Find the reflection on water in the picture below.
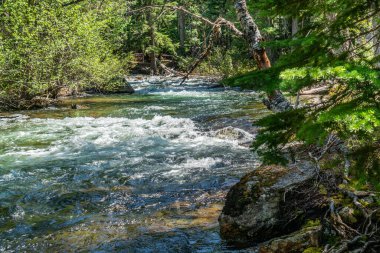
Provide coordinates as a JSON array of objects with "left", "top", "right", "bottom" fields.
[{"left": 0, "top": 77, "right": 268, "bottom": 252}]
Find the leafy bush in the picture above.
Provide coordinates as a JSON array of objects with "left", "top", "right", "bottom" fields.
[{"left": 0, "top": 0, "right": 128, "bottom": 110}]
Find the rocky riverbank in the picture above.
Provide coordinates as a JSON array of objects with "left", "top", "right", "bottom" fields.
[{"left": 219, "top": 159, "right": 380, "bottom": 252}]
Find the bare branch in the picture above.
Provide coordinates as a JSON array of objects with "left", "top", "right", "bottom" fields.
[
  {"left": 180, "top": 25, "right": 219, "bottom": 85},
  {"left": 216, "top": 17, "right": 243, "bottom": 37},
  {"left": 126, "top": 4, "right": 244, "bottom": 82},
  {"left": 126, "top": 5, "right": 243, "bottom": 37}
]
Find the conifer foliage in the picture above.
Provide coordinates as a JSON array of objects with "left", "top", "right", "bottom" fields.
[{"left": 227, "top": 0, "right": 380, "bottom": 186}]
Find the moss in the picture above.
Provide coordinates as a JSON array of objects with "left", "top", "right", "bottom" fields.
[
  {"left": 303, "top": 247, "right": 322, "bottom": 253},
  {"left": 244, "top": 181, "right": 260, "bottom": 202},
  {"left": 376, "top": 196, "right": 380, "bottom": 206},
  {"left": 0, "top": 220, "right": 16, "bottom": 233},
  {"left": 352, "top": 208, "right": 363, "bottom": 218},
  {"left": 236, "top": 165, "right": 291, "bottom": 204},
  {"left": 325, "top": 233, "right": 339, "bottom": 246},
  {"left": 303, "top": 219, "right": 321, "bottom": 228},
  {"left": 255, "top": 165, "right": 290, "bottom": 188},
  {"left": 318, "top": 185, "right": 328, "bottom": 195},
  {"left": 347, "top": 178, "right": 370, "bottom": 192},
  {"left": 347, "top": 214, "right": 358, "bottom": 224},
  {"left": 359, "top": 199, "right": 370, "bottom": 207},
  {"left": 319, "top": 154, "right": 344, "bottom": 174},
  {"left": 0, "top": 206, "right": 9, "bottom": 217},
  {"left": 331, "top": 193, "right": 353, "bottom": 208}
]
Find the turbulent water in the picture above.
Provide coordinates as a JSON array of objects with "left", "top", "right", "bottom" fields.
[{"left": 0, "top": 77, "right": 268, "bottom": 252}]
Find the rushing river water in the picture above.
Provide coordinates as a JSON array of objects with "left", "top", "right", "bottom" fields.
[{"left": 0, "top": 77, "right": 268, "bottom": 252}]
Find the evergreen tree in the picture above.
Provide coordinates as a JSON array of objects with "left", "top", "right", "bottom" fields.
[{"left": 226, "top": 0, "right": 380, "bottom": 186}]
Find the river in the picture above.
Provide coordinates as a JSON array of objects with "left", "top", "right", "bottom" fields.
[{"left": 0, "top": 77, "right": 268, "bottom": 252}]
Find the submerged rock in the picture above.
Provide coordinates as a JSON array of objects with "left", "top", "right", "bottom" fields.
[
  {"left": 213, "top": 126, "right": 253, "bottom": 145},
  {"left": 219, "top": 161, "right": 326, "bottom": 246}
]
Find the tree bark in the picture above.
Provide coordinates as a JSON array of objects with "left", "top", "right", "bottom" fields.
[
  {"left": 292, "top": 17, "right": 299, "bottom": 37},
  {"left": 147, "top": 6, "right": 158, "bottom": 74},
  {"left": 178, "top": 9, "right": 186, "bottom": 54},
  {"left": 234, "top": 0, "right": 292, "bottom": 112},
  {"left": 234, "top": 0, "right": 271, "bottom": 69}
]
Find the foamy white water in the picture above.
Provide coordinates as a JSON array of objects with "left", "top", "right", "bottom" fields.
[{"left": 0, "top": 77, "right": 267, "bottom": 252}]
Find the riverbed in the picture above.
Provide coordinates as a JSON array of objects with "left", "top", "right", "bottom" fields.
[{"left": 0, "top": 77, "right": 268, "bottom": 252}]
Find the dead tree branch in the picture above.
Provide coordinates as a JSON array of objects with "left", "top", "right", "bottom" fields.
[{"left": 126, "top": 5, "right": 243, "bottom": 37}]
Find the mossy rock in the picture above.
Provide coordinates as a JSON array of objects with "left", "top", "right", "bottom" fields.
[
  {"left": 258, "top": 225, "right": 322, "bottom": 253},
  {"left": 303, "top": 247, "right": 322, "bottom": 253},
  {"left": 219, "top": 161, "right": 327, "bottom": 246}
]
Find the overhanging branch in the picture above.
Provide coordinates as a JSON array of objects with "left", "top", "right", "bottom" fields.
[{"left": 126, "top": 5, "right": 243, "bottom": 37}]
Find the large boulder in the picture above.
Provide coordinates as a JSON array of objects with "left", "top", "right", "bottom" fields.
[{"left": 219, "top": 161, "right": 327, "bottom": 246}]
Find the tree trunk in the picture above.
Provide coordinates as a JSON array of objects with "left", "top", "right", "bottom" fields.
[
  {"left": 292, "top": 17, "right": 298, "bottom": 37},
  {"left": 178, "top": 9, "right": 186, "bottom": 54},
  {"left": 147, "top": 7, "right": 158, "bottom": 74},
  {"left": 234, "top": 0, "right": 270, "bottom": 69},
  {"left": 234, "top": 0, "right": 292, "bottom": 112}
]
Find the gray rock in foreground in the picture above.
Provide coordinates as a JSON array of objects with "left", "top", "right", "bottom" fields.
[{"left": 219, "top": 161, "right": 326, "bottom": 246}]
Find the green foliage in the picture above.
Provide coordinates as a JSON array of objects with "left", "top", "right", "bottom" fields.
[
  {"left": 123, "top": 0, "right": 256, "bottom": 75},
  {"left": 226, "top": 0, "right": 380, "bottom": 185},
  {"left": 123, "top": 0, "right": 179, "bottom": 56},
  {"left": 187, "top": 48, "right": 255, "bottom": 78},
  {"left": 350, "top": 144, "right": 380, "bottom": 191},
  {"left": 223, "top": 67, "right": 282, "bottom": 91},
  {"left": 0, "top": 0, "right": 128, "bottom": 110},
  {"left": 303, "top": 247, "right": 322, "bottom": 253},
  {"left": 303, "top": 219, "right": 321, "bottom": 228}
]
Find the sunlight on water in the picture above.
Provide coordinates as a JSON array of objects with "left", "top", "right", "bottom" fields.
[{"left": 0, "top": 77, "right": 267, "bottom": 252}]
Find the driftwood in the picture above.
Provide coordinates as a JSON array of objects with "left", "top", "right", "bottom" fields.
[
  {"left": 300, "top": 86, "right": 329, "bottom": 95},
  {"left": 157, "top": 59, "right": 185, "bottom": 77}
]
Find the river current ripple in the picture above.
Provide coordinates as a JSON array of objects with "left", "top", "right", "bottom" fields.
[{"left": 0, "top": 76, "right": 268, "bottom": 252}]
